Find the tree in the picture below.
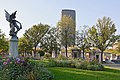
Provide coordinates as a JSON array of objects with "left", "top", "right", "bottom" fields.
[
  {"left": 114, "top": 40, "right": 120, "bottom": 54},
  {"left": 88, "top": 16, "right": 120, "bottom": 62},
  {"left": 41, "top": 27, "right": 60, "bottom": 57},
  {"left": 0, "top": 29, "right": 9, "bottom": 54},
  {"left": 18, "top": 37, "right": 33, "bottom": 57},
  {"left": 76, "top": 25, "right": 90, "bottom": 59},
  {"left": 57, "top": 15, "right": 75, "bottom": 57},
  {"left": 24, "top": 23, "right": 49, "bottom": 57}
]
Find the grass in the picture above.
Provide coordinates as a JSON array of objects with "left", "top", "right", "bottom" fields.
[{"left": 48, "top": 67, "right": 120, "bottom": 80}]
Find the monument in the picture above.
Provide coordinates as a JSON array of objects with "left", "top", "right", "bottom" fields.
[{"left": 5, "top": 10, "right": 22, "bottom": 58}]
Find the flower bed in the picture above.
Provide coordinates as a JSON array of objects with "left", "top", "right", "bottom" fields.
[{"left": 0, "top": 57, "right": 54, "bottom": 80}]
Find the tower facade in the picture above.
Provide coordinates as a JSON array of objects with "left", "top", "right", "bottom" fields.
[
  {"left": 61, "top": 9, "right": 76, "bottom": 46},
  {"left": 62, "top": 9, "right": 76, "bottom": 23}
]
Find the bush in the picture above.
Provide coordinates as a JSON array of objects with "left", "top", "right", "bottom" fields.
[
  {"left": 47, "top": 59, "right": 75, "bottom": 68},
  {"left": 44, "top": 54, "right": 51, "bottom": 59},
  {"left": 87, "top": 60, "right": 104, "bottom": 71},
  {"left": 70, "top": 60, "right": 76, "bottom": 68},
  {"left": 0, "top": 57, "right": 54, "bottom": 80},
  {"left": 31, "top": 62, "right": 54, "bottom": 80},
  {"left": 38, "top": 50, "right": 45, "bottom": 56},
  {"left": 75, "top": 62, "right": 81, "bottom": 69},
  {"left": 57, "top": 54, "right": 67, "bottom": 60},
  {"left": 90, "top": 60, "right": 99, "bottom": 65},
  {"left": 75, "top": 60, "right": 89, "bottom": 70},
  {"left": 48, "top": 59, "right": 57, "bottom": 67},
  {"left": 87, "top": 64, "right": 104, "bottom": 71},
  {"left": 45, "top": 58, "right": 104, "bottom": 71}
]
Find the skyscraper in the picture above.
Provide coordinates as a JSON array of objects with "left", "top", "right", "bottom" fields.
[
  {"left": 62, "top": 9, "right": 76, "bottom": 24},
  {"left": 61, "top": 9, "right": 76, "bottom": 46}
]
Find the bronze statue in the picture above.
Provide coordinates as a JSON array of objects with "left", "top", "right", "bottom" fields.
[{"left": 5, "top": 10, "right": 22, "bottom": 36}]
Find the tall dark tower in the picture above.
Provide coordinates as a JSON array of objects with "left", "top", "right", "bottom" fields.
[{"left": 61, "top": 9, "right": 76, "bottom": 46}]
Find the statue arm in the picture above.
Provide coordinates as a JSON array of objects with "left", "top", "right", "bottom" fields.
[{"left": 15, "top": 20, "right": 22, "bottom": 29}]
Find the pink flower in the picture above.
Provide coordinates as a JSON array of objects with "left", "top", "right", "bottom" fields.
[
  {"left": 3, "top": 62, "right": 7, "bottom": 65},
  {"left": 7, "top": 59, "right": 10, "bottom": 62}
]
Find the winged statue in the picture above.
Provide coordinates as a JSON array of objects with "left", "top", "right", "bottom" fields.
[{"left": 4, "top": 10, "right": 22, "bottom": 37}]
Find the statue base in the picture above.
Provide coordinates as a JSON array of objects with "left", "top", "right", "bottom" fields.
[{"left": 9, "top": 36, "right": 18, "bottom": 58}]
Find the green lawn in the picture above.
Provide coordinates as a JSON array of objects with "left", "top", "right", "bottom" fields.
[{"left": 48, "top": 67, "right": 120, "bottom": 80}]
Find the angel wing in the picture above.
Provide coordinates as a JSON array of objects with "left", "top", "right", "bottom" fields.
[{"left": 4, "top": 9, "right": 10, "bottom": 22}]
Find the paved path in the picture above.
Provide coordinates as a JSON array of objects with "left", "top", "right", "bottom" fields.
[{"left": 103, "top": 64, "right": 120, "bottom": 70}]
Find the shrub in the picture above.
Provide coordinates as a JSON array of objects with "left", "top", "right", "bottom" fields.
[
  {"left": 57, "top": 54, "right": 67, "bottom": 60},
  {"left": 87, "top": 64, "right": 104, "bottom": 71},
  {"left": 30, "top": 62, "right": 54, "bottom": 80},
  {"left": 44, "top": 53, "right": 51, "bottom": 59},
  {"left": 87, "top": 60, "right": 104, "bottom": 71},
  {"left": 75, "top": 60, "right": 89, "bottom": 69},
  {"left": 75, "top": 62, "right": 81, "bottom": 69},
  {"left": 70, "top": 60, "right": 76, "bottom": 68},
  {"left": 48, "top": 59, "right": 57, "bottom": 67},
  {"left": 39, "top": 50, "right": 45, "bottom": 56},
  {"left": 55, "top": 60, "right": 73, "bottom": 67},
  {"left": 0, "top": 57, "right": 54, "bottom": 80},
  {"left": 90, "top": 60, "right": 99, "bottom": 65}
]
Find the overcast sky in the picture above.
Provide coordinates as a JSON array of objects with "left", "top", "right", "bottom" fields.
[{"left": 0, "top": 0, "right": 120, "bottom": 38}]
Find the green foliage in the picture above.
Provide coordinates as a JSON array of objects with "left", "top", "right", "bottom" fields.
[
  {"left": 58, "top": 15, "right": 75, "bottom": 57},
  {"left": 90, "top": 59, "right": 99, "bottom": 65},
  {"left": 75, "top": 60, "right": 89, "bottom": 69},
  {"left": 88, "top": 16, "right": 120, "bottom": 61},
  {"left": 24, "top": 23, "right": 50, "bottom": 57},
  {"left": 46, "top": 59, "right": 104, "bottom": 71},
  {"left": 30, "top": 62, "right": 54, "bottom": 80},
  {"left": 48, "top": 58, "right": 57, "bottom": 67},
  {"left": 114, "top": 40, "right": 120, "bottom": 54},
  {"left": 41, "top": 27, "right": 60, "bottom": 55},
  {"left": 56, "top": 60, "right": 72, "bottom": 67},
  {"left": 38, "top": 50, "right": 45, "bottom": 56},
  {"left": 0, "top": 29, "right": 9, "bottom": 53},
  {"left": 44, "top": 54, "right": 52, "bottom": 59},
  {"left": 76, "top": 26, "right": 90, "bottom": 59},
  {"left": 87, "top": 64, "right": 104, "bottom": 71},
  {"left": 57, "top": 54, "right": 67, "bottom": 60},
  {"left": 0, "top": 57, "right": 54, "bottom": 80},
  {"left": 18, "top": 37, "right": 33, "bottom": 56}
]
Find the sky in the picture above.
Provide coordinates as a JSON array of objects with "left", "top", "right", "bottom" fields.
[{"left": 0, "top": 0, "right": 120, "bottom": 38}]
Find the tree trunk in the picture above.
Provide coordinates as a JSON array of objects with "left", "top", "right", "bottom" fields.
[
  {"left": 65, "top": 30, "right": 68, "bottom": 57},
  {"left": 83, "top": 49, "right": 85, "bottom": 59},
  {"left": 34, "top": 46, "right": 37, "bottom": 58},
  {"left": 65, "top": 43, "right": 68, "bottom": 57},
  {"left": 101, "top": 50, "right": 103, "bottom": 63}
]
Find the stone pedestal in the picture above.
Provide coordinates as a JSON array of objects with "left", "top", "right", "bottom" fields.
[{"left": 9, "top": 36, "right": 18, "bottom": 58}]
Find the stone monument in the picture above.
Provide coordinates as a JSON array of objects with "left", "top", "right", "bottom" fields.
[{"left": 5, "top": 10, "right": 22, "bottom": 58}]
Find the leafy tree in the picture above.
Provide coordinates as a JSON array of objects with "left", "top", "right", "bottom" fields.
[
  {"left": 0, "top": 29, "right": 9, "bottom": 54},
  {"left": 18, "top": 37, "right": 33, "bottom": 57},
  {"left": 41, "top": 27, "right": 60, "bottom": 57},
  {"left": 24, "top": 23, "right": 49, "bottom": 57},
  {"left": 57, "top": 15, "right": 75, "bottom": 57},
  {"left": 114, "top": 40, "right": 120, "bottom": 54},
  {"left": 76, "top": 25, "right": 90, "bottom": 59},
  {"left": 88, "top": 16, "right": 120, "bottom": 62}
]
